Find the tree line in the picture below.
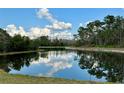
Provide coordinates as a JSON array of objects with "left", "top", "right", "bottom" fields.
[
  {"left": 74, "top": 15, "right": 124, "bottom": 47},
  {"left": 0, "top": 28, "right": 73, "bottom": 52},
  {"left": 1, "top": 14, "right": 124, "bottom": 52}
]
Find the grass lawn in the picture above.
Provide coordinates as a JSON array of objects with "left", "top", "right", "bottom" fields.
[{"left": 0, "top": 70, "right": 109, "bottom": 84}]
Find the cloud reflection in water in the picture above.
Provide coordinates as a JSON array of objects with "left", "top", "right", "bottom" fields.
[{"left": 10, "top": 51, "right": 78, "bottom": 77}]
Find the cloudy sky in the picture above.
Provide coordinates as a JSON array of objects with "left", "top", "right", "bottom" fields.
[{"left": 0, "top": 8, "right": 124, "bottom": 39}]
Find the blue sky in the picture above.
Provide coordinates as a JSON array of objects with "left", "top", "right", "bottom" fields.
[{"left": 0, "top": 8, "right": 124, "bottom": 39}]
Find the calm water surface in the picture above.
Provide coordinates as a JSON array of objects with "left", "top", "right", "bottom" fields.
[{"left": 0, "top": 50, "right": 124, "bottom": 83}]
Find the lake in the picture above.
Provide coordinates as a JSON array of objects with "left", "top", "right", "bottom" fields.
[{"left": 0, "top": 49, "right": 124, "bottom": 83}]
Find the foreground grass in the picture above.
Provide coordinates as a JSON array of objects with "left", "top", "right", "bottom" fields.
[{"left": 0, "top": 70, "right": 109, "bottom": 84}]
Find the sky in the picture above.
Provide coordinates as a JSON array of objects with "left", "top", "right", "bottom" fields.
[{"left": 0, "top": 8, "right": 124, "bottom": 39}]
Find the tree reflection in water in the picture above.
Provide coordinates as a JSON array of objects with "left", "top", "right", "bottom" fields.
[
  {"left": 78, "top": 51, "right": 124, "bottom": 83},
  {"left": 0, "top": 50, "right": 74, "bottom": 77},
  {"left": 0, "top": 52, "right": 39, "bottom": 72},
  {"left": 1, "top": 50, "right": 124, "bottom": 83}
]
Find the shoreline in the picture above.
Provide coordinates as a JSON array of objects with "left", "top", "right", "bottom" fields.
[
  {"left": 0, "top": 50, "right": 43, "bottom": 56},
  {"left": 66, "top": 47, "right": 124, "bottom": 54},
  {"left": 0, "top": 70, "right": 108, "bottom": 84},
  {"left": 1, "top": 47, "right": 124, "bottom": 55}
]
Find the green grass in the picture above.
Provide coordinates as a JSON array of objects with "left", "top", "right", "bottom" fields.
[{"left": 0, "top": 70, "right": 110, "bottom": 84}]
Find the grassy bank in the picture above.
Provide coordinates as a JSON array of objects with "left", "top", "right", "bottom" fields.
[
  {"left": 0, "top": 70, "right": 108, "bottom": 84},
  {"left": 66, "top": 47, "right": 124, "bottom": 54}
]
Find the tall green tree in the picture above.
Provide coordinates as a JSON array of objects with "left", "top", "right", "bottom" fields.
[
  {"left": 75, "top": 15, "right": 124, "bottom": 47},
  {"left": 0, "top": 28, "right": 11, "bottom": 52}
]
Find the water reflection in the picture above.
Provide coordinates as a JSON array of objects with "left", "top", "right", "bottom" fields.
[
  {"left": 9, "top": 51, "right": 78, "bottom": 78},
  {"left": 0, "top": 52, "right": 39, "bottom": 72},
  {"left": 0, "top": 50, "right": 124, "bottom": 83},
  {"left": 36, "top": 51, "right": 76, "bottom": 76},
  {"left": 78, "top": 51, "right": 124, "bottom": 83}
]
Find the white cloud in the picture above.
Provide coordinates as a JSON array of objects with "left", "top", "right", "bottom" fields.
[
  {"left": 28, "top": 27, "right": 51, "bottom": 39},
  {"left": 18, "top": 26, "right": 27, "bottom": 36},
  {"left": 5, "top": 24, "right": 74, "bottom": 40},
  {"left": 37, "top": 8, "right": 57, "bottom": 23},
  {"left": 37, "top": 8, "right": 72, "bottom": 31},
  {"left": 5, "top": 24, "right": 17, "bottom": 36},
  {"left": 5, "top": 24, "right": 51, "bottom": 39},
  {"left": 5, "top": 24, "right": 73, "bottom": 40},
  {"left": 5, "top": 24, "right": 27, "bottom": 37},
  {"left": 50, "top": 31, "right": 73, "bottom": 40},
  {"left": 5, "top": 8, "right": 73, "bottom": 40},
  {"left": 46, "top": 22, "right": 72, "bottom": 30}
]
